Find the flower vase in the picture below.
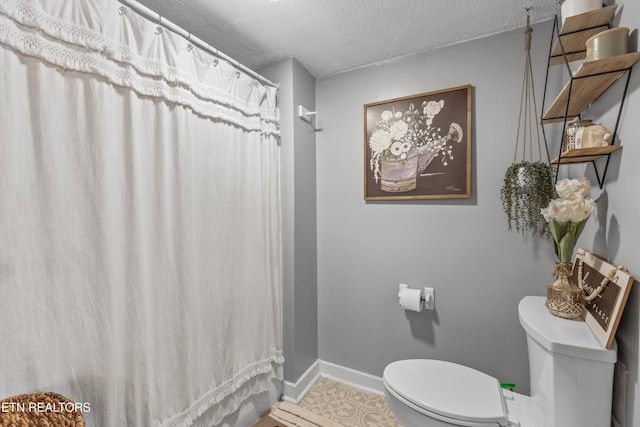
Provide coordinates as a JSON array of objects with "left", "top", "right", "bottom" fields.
[
  {"left": 380, "top": 152, "right": 418, "bottom": 192},
  {"left": 544, "top": 263, "right": 584, "bottom": 319}
]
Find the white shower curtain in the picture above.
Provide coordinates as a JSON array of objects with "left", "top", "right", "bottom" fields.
[{"left": 0, "top": 1, "right": 282, "bottom": 426}]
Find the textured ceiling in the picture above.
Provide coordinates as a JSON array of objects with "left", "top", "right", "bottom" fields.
[{"left": 134, "top": 0, "right": 561, "bottom": 78}]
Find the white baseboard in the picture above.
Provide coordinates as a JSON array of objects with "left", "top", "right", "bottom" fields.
[
  {"left": 282, "top": 360, "right": 320, "bottom": 404},
  {"left": 282, "top": 359, "right": 384, "bottom": 403},
  {"left": 318, "top": 360, "right": 385, "bottom": 396}
]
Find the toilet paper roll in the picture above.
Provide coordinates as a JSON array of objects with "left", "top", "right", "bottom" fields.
[{"left": 399, "top": 288, "right": 423, "bottom": 312}]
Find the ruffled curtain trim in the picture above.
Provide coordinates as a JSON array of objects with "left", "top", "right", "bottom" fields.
[
  {"left": 0, "top": 0, "right": 280, "bottom": 135},
  {"left": 163, "top": 352, "right": 285, "bottom": 427}
]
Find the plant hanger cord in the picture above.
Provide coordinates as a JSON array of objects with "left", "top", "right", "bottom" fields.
[
  {"left": 514, "top": 12, "right": 546, "bottom": 165},
  {"left": 500, "top": 10, "right": 555, "bottom": 238}
]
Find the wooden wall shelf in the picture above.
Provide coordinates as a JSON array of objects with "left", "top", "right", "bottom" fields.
[
  {"left": 540, "top": 5, "right": 636, "bottom": 187},
  {"left": 543, "top": 52, "right": 640, "bottom": 123},
  {"left": 549, "top": 4, "right": 617, "bottom": 65},
  {"left": 549, "top": 145, "right": 622, "bottom": 165}
]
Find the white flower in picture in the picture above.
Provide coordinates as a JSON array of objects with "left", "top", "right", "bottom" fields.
[{"left": 367, "top": 98, "right": 463, "bottom": 184}]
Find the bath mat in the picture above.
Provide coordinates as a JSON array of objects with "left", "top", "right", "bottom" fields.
[
  {"left": 252, "top": 401, "right": 345, "bottom": 427},
  {"left": 298, "top": 377, "right": 402, "bottom": 427}
]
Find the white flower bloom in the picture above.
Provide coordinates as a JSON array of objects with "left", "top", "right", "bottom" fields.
[
  {"left": 555, "top": 177, "right": 590, "bottom": 200},
  {"left": 390, "top": 141, "right": 404, "bottom": 156},
  {"left": 381, "top": 110, "right": 394, "bottom": 121},
  {"left": 388, "top": 120, "right": 409, "bottom": 140},
  {"left": 542, "top": 177, "right": 597, "bottom": 263},
  {"left": 541, "top": 178, "right": 596, "bottom": 223},
  {"left": 369, "top": 129, "right": 392, "bottom": 154},
  {"left": 369, "top": 97, "right": 458, "bottom": 181},
  {"left": 544, "top": 199, "right": 575, "bottom": 223},
  {"left": 540, "top": 207, "right": 551, "bottom": 223},
  {"left": 424, "top": 100, "right": 445, "bottom": 118},
  {"left": 569, "top": 198, "right": 596, "bottom": 222}
]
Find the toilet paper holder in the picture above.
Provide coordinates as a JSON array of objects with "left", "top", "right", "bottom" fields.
[{"left": 399, "top": 284, "right": 435, "bottom": 310}]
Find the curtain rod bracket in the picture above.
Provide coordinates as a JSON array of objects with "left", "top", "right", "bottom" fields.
[{"left": 298, "top": 105, "right": 318, "bottom": 131}]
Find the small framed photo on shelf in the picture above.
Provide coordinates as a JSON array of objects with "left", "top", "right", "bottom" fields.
[
  {"left": 572, "top": 248, "right": 634, "bottom": 348},
  {"left": 364, "top": 85, "right": 471, "bottom": 201}
]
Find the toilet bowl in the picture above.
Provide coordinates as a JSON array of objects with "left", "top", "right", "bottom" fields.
[
  {"left": 383, "top": 296, "right": 617, "bottom": 426},
  {"left": 384, "top": 359, "right": 538, "bottom": 426}
]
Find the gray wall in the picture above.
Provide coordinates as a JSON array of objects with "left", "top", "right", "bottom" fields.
[
  {"left": 260, "top": 58, "right": 318, "bottom": 383},
  {"left": 315, "top": 4, "right": 640, "bottom": 424},
  {"left": 315, "top": 20, "right": 557, "bottom": 395},
  {"left": 262, "top": 2, "right": 640, "bottom": 423},
  {"left": 584, "top": 1, "right": 640, "bottom": 425}
]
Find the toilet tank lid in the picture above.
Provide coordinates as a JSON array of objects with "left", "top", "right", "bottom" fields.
[{"left": 518, "top": 296, "right": 617, "bottom": 363}]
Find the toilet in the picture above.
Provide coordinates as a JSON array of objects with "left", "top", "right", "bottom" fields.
[{"left": 383, "top": 296, "right": 617, "bottom": 426}]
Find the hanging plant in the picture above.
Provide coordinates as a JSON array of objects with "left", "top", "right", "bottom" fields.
[
  {"left": 500, "top": 13, "right": 553, "bottom": 238},
  {"left": 501, "top": 161, "right": 554, "bottom": 237}
]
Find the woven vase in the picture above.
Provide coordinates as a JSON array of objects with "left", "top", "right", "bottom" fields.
[{"left": 545, "top": 263, "right": 584, "bottom": 319}]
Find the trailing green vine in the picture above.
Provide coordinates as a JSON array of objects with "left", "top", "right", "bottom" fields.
[{"left": 501, "top": 161, "right": 554, "bottom": 238}]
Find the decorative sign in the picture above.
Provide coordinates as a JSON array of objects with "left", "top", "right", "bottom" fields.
[{"left": 572, "top": 248, "right": 634, "bottom": 348}]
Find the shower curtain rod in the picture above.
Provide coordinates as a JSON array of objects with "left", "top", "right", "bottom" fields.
[{"left": 117, "top": 0, "right": 278, "bottom": 89}]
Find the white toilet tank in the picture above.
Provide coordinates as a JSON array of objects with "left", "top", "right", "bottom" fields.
[{"left": 519, "top": 296, "right": 617, "bottom": 427}]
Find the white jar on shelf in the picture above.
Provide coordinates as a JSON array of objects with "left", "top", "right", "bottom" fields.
[
  {"left": 561, "top": 0, "right": 602, "bottom": 23},
  {"left": 563, "top": 119, "right": 612, "bottom": 151}
]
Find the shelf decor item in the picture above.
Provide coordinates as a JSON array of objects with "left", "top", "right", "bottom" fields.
[
  {"left": 541, "top": 177, "right": 597, "bottom": 319},
  {"left": 561, "top": 0, "right": 602, "bottom": 24},
  {"left": 500, "top": 12, "right": 554, "bottom": 237},
  {"left": 364, "top": 85, "right": 471, "bottom": 200},
  {"left": 586, "top": 27, "right": 629, "bottom": 61},
  {"left": 563, "top": 119, "right": 612, "bottom": 151},
  {"left": 563, "top": 119, "right": 593, "bottom": 151}
]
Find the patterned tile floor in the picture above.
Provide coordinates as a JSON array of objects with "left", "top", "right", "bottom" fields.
[{"left": 298, "top": 377, "right": 402, "bottom": 427}]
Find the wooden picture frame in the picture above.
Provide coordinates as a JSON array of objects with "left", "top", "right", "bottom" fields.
[
  {"left": 364, "top": 85, "right": 471, "bottom": 200},
  {"left": 572, "top": 248, "right": 634, "bottom": 348}
]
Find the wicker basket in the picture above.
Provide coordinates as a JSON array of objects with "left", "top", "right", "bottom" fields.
[{"left": 0, "top": 392, "right": 84, "bottom": 427}]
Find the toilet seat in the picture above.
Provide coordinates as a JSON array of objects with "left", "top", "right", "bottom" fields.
[{"left": 383, "top": 359, "right": 509, "bottom": 426}]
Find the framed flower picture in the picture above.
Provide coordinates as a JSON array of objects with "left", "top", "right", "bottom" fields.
[{"left": 364, "top": 85, "right": 472, "bottom": 200}]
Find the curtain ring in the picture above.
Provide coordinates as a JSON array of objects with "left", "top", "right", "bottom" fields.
[
  {"left": 155, "top": 16, "right": 163, "bottom": 35},
  {"left": 186, "top": 33, "right": 193, "bottom": 51},
  {"left": 118, "top": 6, "right": 128, "bottom": 16},
  {"left": 236, "top": 71, "right": 241, "bottom": 79},
  {"left": 213, "top": 58, "right": 219, "bottom": 66}
]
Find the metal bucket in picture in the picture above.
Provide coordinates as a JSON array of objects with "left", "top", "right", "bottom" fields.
[{"left": 380, "top": 153, "right": 418, "bottom": 192}]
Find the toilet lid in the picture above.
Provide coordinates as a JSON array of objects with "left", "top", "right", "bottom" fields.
[{"left": 383, "top": 359, "right": 508, "bottom": 425}]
